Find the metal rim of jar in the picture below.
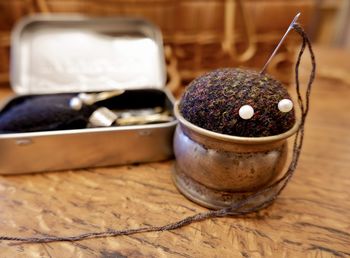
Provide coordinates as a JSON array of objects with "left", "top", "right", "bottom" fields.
[{"left": 174, "top": 102, "right": 300, "bottom": 145}]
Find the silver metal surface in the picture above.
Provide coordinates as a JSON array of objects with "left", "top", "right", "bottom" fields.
[
  {"left": 114, "top": 107, "right": 163, "bottom": 118},
  {"left": 117, "top": 113, "right": 174, "bottom": 126},
  {"left": 11, "top": 15, "right": 166, "bottom": 94},
  {"left": 260, "top": 13, "right": 301, "bottom": 74},
  {"left": 174, "top": 126, "right": 288, "bottom": 192},
  {"left": 88, "top": 107, "right": 118, "bottom": 127},
  {"left": 0, "top": 15, "right": 176, "bottom": 174},
  {"left": 0, "top": 119, "right": 176, "bottom": 174},
  {"left": 173, "top": 103, "right": 298, "bottom": 209}
]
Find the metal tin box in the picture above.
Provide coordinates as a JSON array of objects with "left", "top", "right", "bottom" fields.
[{"left": 0, "top": 15, "right": 177, "bottom": 174}]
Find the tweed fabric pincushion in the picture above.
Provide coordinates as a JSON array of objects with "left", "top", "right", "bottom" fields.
[{"left": 179, "top": 68, "right": 295, "bottom": 137}]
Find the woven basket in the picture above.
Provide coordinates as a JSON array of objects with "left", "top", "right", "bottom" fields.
[{"left": 0, "top": 0, "right": 315, "bottom": 94}]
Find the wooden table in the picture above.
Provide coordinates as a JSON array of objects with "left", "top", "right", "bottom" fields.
[{"left": 0, "top": 47, "right": 349, "bottom": 257}]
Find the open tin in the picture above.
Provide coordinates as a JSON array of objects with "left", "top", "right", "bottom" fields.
[{"left": 0, "top": 15, "right": 177, "bottom": 174}]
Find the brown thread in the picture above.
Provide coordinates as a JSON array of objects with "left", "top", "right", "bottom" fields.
[{"left": 0, "top": 23, "right": 316, "bottom": 244}]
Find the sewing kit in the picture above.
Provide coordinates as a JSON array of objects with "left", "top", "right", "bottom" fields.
[
  {"left": 0, "top": 15, "right": 176, "bottom": 174},
  {"left": 0, "top": 11, "right": 317, "bottom": 243}
]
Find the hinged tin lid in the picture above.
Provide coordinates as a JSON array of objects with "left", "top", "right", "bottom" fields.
[{"left": 11, "top": 15, "right": 166, "bottom": 95}]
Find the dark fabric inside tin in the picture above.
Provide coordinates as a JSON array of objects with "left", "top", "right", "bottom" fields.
[{"left": 0, "top": 89, "right": 172, "bottom": 134}]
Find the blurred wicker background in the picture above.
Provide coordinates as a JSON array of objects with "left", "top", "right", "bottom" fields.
[{"left": 0, "top": 0, "right": 348, "bottom": 94}]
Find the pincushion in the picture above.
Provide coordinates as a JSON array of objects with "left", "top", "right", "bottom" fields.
[{"left": 179, "top": 68, "right": 295, "bottom": 137}]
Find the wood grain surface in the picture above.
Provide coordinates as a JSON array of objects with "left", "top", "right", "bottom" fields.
[{"left": 0, "top": 46, "right": 349, "bottom": 257}]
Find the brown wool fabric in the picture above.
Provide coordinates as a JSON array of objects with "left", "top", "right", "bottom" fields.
[{"left": 179, "top": 68, "right": 295, "bottom": 137}]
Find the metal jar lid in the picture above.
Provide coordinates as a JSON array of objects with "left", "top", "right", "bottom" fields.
[{"left": 10, "top": 15, "right": 166, "bottom": 95}]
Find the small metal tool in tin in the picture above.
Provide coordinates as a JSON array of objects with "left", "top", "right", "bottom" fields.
[
  {"left": 116, "top": 112, "right": 174, "bottom": 126},
  {"left": 88, "top": 107, "right": 174, "bottom": 128},
  {"left": 114, "top": 107, "right": 164, "bottom": 118},
  {"left": 70, "top": 90, "right": 125, "bottom": 110},
  {"left": 88, "top": 107, "right": 118, "bottom": 127}
]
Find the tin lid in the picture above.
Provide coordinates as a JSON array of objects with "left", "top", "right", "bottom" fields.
[{"left": 11, "top": 15, "right": 166, "bottom": 95}]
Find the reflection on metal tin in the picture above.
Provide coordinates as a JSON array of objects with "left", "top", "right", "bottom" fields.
[{"left": 11, "top": 16, "right": 166, "bottom": 94}]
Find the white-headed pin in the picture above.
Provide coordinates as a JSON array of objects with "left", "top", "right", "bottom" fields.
[
  {"left": 278, "top": 99, "right": 293, "bottom": 113},
  {"left": 239, "top": 105, "right": 254, "bottom": 120}
]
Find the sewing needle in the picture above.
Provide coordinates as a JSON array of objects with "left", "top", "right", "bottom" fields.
[{"left": 260, "top": 12, "right": 301, "bottom": 74}]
